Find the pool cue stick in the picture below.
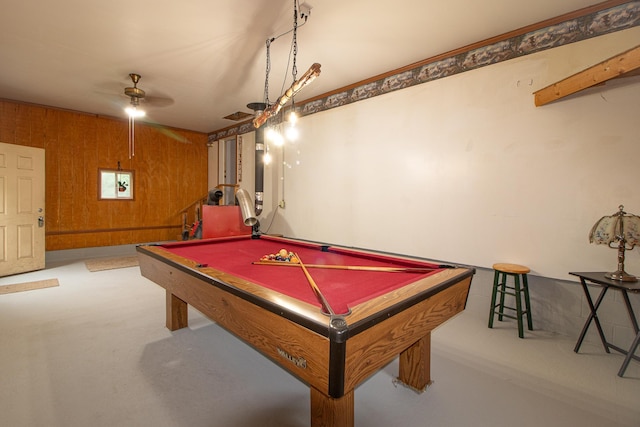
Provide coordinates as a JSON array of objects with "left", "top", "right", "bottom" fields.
[
  {"left": 252, "top": 260, "right": 437, "bottom": 273},
  {"left": 294, "top": 253, "right": 335, "bottom": 316}
]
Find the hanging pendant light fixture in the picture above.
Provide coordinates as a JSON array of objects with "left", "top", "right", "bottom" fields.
[
  {"left": 253, "top": 1, "right": 320, "bottom": 130},
  {"left": 254, "top": 62, "right": 321, "bottom": 129}
]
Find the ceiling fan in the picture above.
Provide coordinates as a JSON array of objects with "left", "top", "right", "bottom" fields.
[
  {"left": 125, "top": 73, "right": 145, "bottom": 103},
  {"left": 124, "top": 73, "right": 146, "bottom": 116},
  {"left": 121, "top": 73, "right": 174, "bottom": 112},
  {"left": 117, "top": 73, "right": 180, "bottom": 158}
]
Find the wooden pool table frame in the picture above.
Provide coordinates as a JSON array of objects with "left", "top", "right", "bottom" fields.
[{"left": 137, "top": 236, "right": 474, "bottom": 427}]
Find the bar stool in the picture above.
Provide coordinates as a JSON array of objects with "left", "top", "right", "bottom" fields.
[{"left": 488, "top": 263, "right": 533, "bottom": 338}]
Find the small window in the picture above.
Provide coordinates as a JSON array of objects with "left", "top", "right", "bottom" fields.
[{"left": 99, "top": 169, "right": 134, "bottom": 200}]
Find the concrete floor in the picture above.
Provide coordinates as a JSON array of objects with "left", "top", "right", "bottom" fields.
[{"left": 0, "top": 253, "right": 638, "bottom": 427}]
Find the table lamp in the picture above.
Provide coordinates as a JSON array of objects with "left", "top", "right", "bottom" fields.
[{"left": 589, "top": 205, "right": 640, "bottom": 282}]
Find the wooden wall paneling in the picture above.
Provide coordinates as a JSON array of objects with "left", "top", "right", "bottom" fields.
[
  {"left": 145, "top": 126, "right": 167, "bottom": 230},
  {"left": 152, "top": 130, "right": 178, "bottom": 235},
  {"left": 107, "top": 119, "right": 136, "bottom": 245},
  {"left": 166, "top": 130, "right": 181, "bottom": 228},
  {"left": 113, "top": 118, "right": 133, "bottom": 244},
  {"left": 57, "top": 110, "right": 82, "bottom": 247},
  {"left": 154, "top": 127, "right": 197, "bottom": 237},
  {"left": 181, "top": 130, "right": 206, "bottom": 224},
  {"left": 80, "top": 115, "right": 98, "bottom": 246},
  {"left": 132, "top": 126, "right": 152, "bottom": 223},
  {"left": 15, "top": 104, "right": 32, "bottom": 146},
  {"left": 133, "top": 123, "right": 153, "bottom": 226},
  {"left": 176, "top": 129, "right": 208, "bottom": 232},
  {"left": 130, "top": 123, "right": 149, "bottom": 234},
  {"left": 55, "top": 110, "right": 73, "bottom": 233},
  {"left": 73, "top": 132, "right": 90, "bottom": 246},
  {"left": 110, "top": 230, "right": 128, "bottom": 246},
  {"left": 28, "top": 106, "right": 49, "bottom": 244},
  {"left": 95, "top": 118, "right": 119, "bottom": 241},
  {"left": 3, "top": 100, "right": 208, "bottom": 250},
  {"left": 78, "top": 114, "right": 94, "bottom": 233},
  {"left": 172, "top": 130, "right": 189, "bottom": 233},
  {"left": 173, "top": 131, "right": 189, "bottom": 221},
  {"left": 81, "top": 117, "right": 105, "bottom": 249},
  {"left": 82, "top": 113, "right": 100, "bottom": 247},
  {"left": 193, "top": 132, "right": 208, "bottom": 221},
  {"left": 0, "top": 101, "right": 17, "bottom": 143},
  {"left": 105, "top": 117, "right": 130, "bottom": 246},
  {"left": 46, "top": 234, "right": 65, "bottom": 250},
  {"left": 135, "top": 125, "right": 174, "bottom": 243},
  {"left": 45, "top": 106, "right": 89, "bottom": 251},
  {"left": 153, "top": 132, "right": 182, "bottom": 231},
  {"left": 180, "top": 132, "right": 198, "bottom": 232},
  {"left": 0, "top": 101, "right": 6, "bottom": 140},
  {"left": 168, "top": 135, "right": 189, "bottom": 236},
  {"left": 29, "top": 106, "right": 48, "bottom": 149},
  {"left": 100, "top": 116, "right": 128, "bottom": 169},
  {"left": 156, "top": 130, "right": 175, "bottom": 230},
  {"left": 44, "top": 107, "right": 60, "bottom": 242}
]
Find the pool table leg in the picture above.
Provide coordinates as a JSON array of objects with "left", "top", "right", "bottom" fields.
[
  {"left": 397, "top": 333, "right": 431, "bottom": 392},
  {"left": 310, "top": 387, "right": 354, "bottom": 427},
  {"left": 166, "top": 290, "right": 188, "bottom": 331}
]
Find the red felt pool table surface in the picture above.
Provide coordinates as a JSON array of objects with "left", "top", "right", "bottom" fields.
[{"left": 159, "top": 235, "right": 444, "bottom": 315}]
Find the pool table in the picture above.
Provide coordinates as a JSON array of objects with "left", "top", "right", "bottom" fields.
[{"left": 137, "top": 235, "right": 474, "bottom": 427}]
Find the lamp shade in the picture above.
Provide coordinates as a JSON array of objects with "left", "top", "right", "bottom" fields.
[
  {"left": 589, "top": 206, "right": 640, "bottom": 248},
  {"left": 589, "top": 205, "right": 640, "bottom": 281}
]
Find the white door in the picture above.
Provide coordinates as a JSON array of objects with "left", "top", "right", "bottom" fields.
[{"left": 0, "top": 142, "right": 46, "bottom": 277}]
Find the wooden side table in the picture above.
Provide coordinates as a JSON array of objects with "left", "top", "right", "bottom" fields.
[{"left": 570, "top": 272, "right": 640, "bottom": 377}]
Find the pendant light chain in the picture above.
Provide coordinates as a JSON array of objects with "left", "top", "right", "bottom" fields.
[
  {"left": 290, "top": 0, "right": 298, "bottom": 115},
  {"left": 264, "top": 37, "right": 272, "bottom": 107},
  {"left": 292, "top": 0, "right": 298, "bottom": 83}
]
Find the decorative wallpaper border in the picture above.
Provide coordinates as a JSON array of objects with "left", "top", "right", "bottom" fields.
[{"left": 210, "top": 1, "right": 639, "bottom": 141}]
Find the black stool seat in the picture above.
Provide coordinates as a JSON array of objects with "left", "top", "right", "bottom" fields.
[{"left": 488, "top": 263, "right": 533, "bottom": 338}]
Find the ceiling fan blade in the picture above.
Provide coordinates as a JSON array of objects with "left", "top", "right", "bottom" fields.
[{"left": 143, "top": 94, "right": 174, "bottom": 108}]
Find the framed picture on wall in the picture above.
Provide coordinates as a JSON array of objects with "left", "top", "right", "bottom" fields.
[{"left": 99, "top": 168, "right": 134, "bottom": 200}]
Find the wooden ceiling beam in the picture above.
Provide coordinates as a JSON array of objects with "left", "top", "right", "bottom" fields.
[{"left": 534, "top": 44, "right": 640, "bottom": 107}]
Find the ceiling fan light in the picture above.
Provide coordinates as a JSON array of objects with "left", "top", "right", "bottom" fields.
[{"left": 125, "top": 106, "right": 145, "bottom": 118}]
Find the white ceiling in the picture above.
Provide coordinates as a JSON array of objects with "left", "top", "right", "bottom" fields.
[{"left": 0, "top": 0, "right": 604, "bottom": 134}]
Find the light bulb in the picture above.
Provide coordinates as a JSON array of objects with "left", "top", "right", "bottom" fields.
[
  {"left": 288, "top": 110, "right": 298, "bottom": 125},
  {"left": 272, "top": 131, "right": 285, "bottom": 146},
  {"left": 266, "top": 127, "right": 284, "bottom": 146},
  {"left": 263, "top": 152, "right": 272, "bottom": 165},
  {"left": 266, "top": 127, "right": 278, "bottom": 142},
  {"left": 285, "top": 124, "right": 299, "bottom": 141},
  {"left": 125, "top": 107, "right": 145, "bottom": 118}
]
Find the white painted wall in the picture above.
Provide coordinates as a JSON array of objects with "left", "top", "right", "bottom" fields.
[
  {"left": 207, "top": 140, "right": 218, "bottom": 190},
  {"left": 262, "top": 27, "right": 640, "bottom": 282}
]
